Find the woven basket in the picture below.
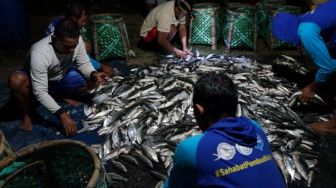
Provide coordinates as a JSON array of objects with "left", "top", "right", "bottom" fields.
[
  {"left": 222, "top": 3, "right": 257, "bottom": 52},
  {"left": 0, "top": 140, "right": 106, "bottom": 188},
  {"left": 90, "top": 13, "right": 130, "bottom": 62},
  {"left": 189, "top": 3, "right": 222, "bottom": 50},
  {"left": 256, "top": 0, "right": 286, "bottom": 40},
  {"left": 266, "top": 5, "right": 301, "bottom": 50},
  {"left": 0, "top": 131, "right": 15, "bottom": 167}
]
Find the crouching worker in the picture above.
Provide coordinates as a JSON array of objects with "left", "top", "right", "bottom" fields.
[
  {"left": 45, "top": 2, "right": 114, "bottom": 77},
  {"left": 164, "top": 73, "right": 286, "bottom": 188},
  {"left": 138, "top": 0, "right": 193, "bottom": 58},
  {"left": 8, "top": 19, "right": 108, "bottom": 136},
  {"left": 272, "top": 0, "right": 336, "bottom": 133}
]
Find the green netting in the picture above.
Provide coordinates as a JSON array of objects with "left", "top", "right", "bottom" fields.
[
  {"left": 266, "top": 6, "right": 301, "bottom": 49},
  {"left": 1, "top": 142, "right": 106, "bottom": 188},
  {"left": 190, "top": 3, "right": 222, "bottom": 46},
  {"left": 256, "top": 0, "right": 285, "bottom": 39},
  {"left": 90, "top": 14, "right": 126, "bottom": 61},
  {"left": 222, "top": 5, "right": 256, "bottom": 49}
]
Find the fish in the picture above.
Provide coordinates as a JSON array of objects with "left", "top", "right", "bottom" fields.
[
  {"left": 106, "top": 172, "right": 128, "bottom": 183},
  {"left": 110, "top": 159, "right": 128, "bottom": 173},
  {"left": 291, "top": 152, "right": 308, "bottom": 181},
  {"left": 142, "top": 144, "right": 159, "bottom": 163},
  {"left": 81, "top": 53, "right": 321, "bottom": 186},
  {"left": 149, "top": 170, "right": 167, "bottom": 181},
  {"left": 119, "top": 154, "right": 139, "bottom": 166}
]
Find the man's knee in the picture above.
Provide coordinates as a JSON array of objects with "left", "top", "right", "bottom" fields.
[
  {"left": 9, "top": 71, "right": 29, "bottom": 92},
  {"left": 298, "top": 23, "right": 319, "bottom": 41}
]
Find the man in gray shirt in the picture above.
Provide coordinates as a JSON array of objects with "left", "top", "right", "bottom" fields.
[{"left": 8, "top": 19, "right": 108, "bottom": 136}]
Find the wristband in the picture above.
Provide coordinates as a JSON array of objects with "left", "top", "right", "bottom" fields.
[
  {"left": 54, "top": 108, "right": 65, "bottom": 118},
  {"left": 90, "top": 71, "right": 98, "bottom": 81}
]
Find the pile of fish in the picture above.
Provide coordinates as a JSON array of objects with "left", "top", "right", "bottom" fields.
[{"left": 83, "top": 53, "right": 323, "bottom": 187}]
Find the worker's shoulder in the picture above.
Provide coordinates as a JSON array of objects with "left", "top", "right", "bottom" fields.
[
  {"left": 154, "top": 0, "right": 174, "bottom": 14},
  {"left": 177, "top": 134, "right": 203, "bottom": 151},
  {"left": 31, "top": 36, "right": 52, "bottom": 52}
]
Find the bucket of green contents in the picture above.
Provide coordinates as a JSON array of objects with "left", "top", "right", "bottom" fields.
[
  {"left": 222, "top": 3, "right": 257, "bottom": 52},
  {"left": 189, "top": 3, "right": 222, "bottom": 50},
  {"left": 90, "top": 14, "right": 130, "bottom": 62},
  {"left": 0, "top": 140, "right": 107, "bottom": 188}
]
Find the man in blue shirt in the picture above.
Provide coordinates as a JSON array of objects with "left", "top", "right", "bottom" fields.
[
  {"left": 46, "top": 2, "right": 114, "bottom": 77},
  {"left": 164, "top": 73, "right": 286, "bottom": 188},
  {"left": 272, "top": 0, "right": 336, "bottom": 133}
]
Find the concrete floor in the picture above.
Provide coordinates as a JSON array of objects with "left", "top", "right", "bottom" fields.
[{"left": 0, "top": 0, "right": 335, "bottom": 187}]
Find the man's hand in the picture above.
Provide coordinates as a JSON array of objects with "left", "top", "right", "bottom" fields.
[
  {"left": 183, "top": 48, "right": 193, "bottom": 56},
  {"left": 300, "top": 87, "right": 315, "bottom": 102},
  {"left": 174, "top": 48, "right": 188, "bottom": 59},
  {"left": 59, "top": 112, "right": 77, "bottom": 137},
  {"left": 91, "top": 72, "right": 109, "bottom": 84},
  {"left": 299, "top": 81, "right": 319, "bottom": 102}
]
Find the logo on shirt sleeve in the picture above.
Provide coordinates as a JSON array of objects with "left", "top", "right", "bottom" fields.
[
  {"left": 254, "top": 134, "right": 264, "bottom": 151},
  {"left": 235, "top": 144, "right": 253, "bottom": 156},
  {"left": 213, "top": 142, "right": 236, "bottom": 161}
]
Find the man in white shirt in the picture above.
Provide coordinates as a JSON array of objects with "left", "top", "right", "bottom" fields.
[
  {"left": 8, "top": 19, "right": 108, "bottom": 136},
  {"left": 138, "top": 0, "right": 192, "bottom": 58},
  {"left": 45, "top": 2, "right": 114, "bottom": 77}
]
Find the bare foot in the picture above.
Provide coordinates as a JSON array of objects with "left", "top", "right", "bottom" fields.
[
  {"left": 309, "top": 120, "right": 336, "bottom": 134},
  {"left": 20, "top": 115, "right": 33, "bottom": 131},
  {"left": 63, "top": 98, "right": 81, "bottom": 106}
]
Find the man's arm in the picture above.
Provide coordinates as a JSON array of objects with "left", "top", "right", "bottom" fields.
[
  {"left": 157, "top": 31, "right": 186, "bottom": 58},
  {"left": 298, "top": 22, "right": 336, "bottom": 83},
  {"left": 163, "top": 135, "right": 201, "bottom": 188},
  {"left": 157, "top": 31, "right": 176, "bottom": 52},
  {"left": 297, "top": 22, "right": 335, "bottom": 101},
  {"left": 178, "top": 24, "right": 189, "bottom": 51},
  {"left": 74, "top": 37, "right": 96, "bottom": 79}
]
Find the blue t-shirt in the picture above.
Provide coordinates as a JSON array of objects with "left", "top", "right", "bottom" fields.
[{"left": 164, "top": 117, "right": 286, "bottom": 188}]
